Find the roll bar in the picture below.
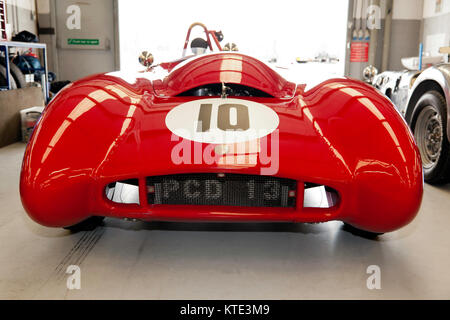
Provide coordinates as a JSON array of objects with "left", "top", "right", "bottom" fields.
[{"left": 182, "top": 22, "right": 223, "bottom": 57}]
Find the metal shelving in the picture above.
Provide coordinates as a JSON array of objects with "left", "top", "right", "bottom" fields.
[{"left": 0, "top": 41, "right": 49, "bottom": 101}]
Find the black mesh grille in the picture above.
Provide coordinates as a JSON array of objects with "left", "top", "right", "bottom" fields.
[{"left": 147, "top": 174, "right": 297, "bottom": 208}]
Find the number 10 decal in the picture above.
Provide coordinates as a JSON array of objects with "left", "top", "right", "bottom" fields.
[
  {"left": 166, "top": 97, "right": 279, "bottom": 144},
  {"left": 197, "top": 104, "right": 250, "bottom": 132}
]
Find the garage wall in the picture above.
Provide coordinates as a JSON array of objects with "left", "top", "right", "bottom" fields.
[
  {"left": 388, "top": 0, "right": 423, "bottom": 70},
  {"left": 346, "top": 0, "right": 424, "bottom": 78},
  {"left": 53, "top": 0, "right": 118, "bottom": 81},
  {"left": 35, "top": 0, "right": 58, "bottom": 75},
  {"left": 422, "top": 0, "right": 450, "bottom": 56},
  {"left": 346, "top": 0, "right": 386, "bottom": 79},
  {"left": 36, "top": 0, "right": 119, "bottom": 82}
]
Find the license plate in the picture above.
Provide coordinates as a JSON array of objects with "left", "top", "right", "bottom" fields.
[{"left": 147, "top": 173, "right": 297, "bottom": 208}]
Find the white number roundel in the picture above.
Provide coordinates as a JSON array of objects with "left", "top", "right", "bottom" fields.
[{"left": 165, "top": 98, "right": 279, "bottom": 144}]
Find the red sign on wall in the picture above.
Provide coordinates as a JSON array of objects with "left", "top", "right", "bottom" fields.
[{"left": 350, "top": 42, "right": 369, "bottom": 62}]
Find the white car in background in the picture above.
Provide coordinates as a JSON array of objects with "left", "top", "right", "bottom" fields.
[{"left": 366, "top": 62, "right": 450, "bottom": 184}]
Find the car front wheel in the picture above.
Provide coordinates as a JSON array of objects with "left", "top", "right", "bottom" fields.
[
  {"left": 63, "top": 216, "right": 105, "bottom": 232},
  {"left": 342, "top": 223, "right": 383, "bottom": 239}
]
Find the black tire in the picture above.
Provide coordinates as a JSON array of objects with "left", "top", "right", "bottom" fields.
[
  {"left": 0, "top": 59, "right": 26, "bottom": 88},
  {"left": 50, "top": 80, "right": 71, "bottom": 94},
  {"left": 411, "top": 90, "right": 450, "bottom": 184},
  {"left": 9, "top": 63, "right": 27, "bottom": 88},
  {"left": 343, "top": 223, "right": 383, "bottom": 239},
  {"left": 63, "top": 216, "right": 105, "bottom": 232},
  {"left": 0, "top": 65, "right": 18, "bottom": 89}
]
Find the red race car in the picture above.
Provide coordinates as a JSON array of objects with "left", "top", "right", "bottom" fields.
[{"left": 20, "top": 23, "right": 423, "bottom": 236}]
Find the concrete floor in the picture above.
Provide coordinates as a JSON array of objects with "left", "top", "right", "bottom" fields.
[{"left": 1, "top": 142, "right": 450, "bottom": 300}]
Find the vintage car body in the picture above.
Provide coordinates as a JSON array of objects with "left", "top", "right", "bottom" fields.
[
  {"left": 372, "top": 64, "right": 450, "bottom": 141},
  {"left": 371, "top": 63, "right": 450, "bottom": 183},
  {"left": 20, "top": 52, "right": 423, "bottom": 234}
]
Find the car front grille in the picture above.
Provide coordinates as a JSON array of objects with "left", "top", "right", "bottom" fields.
[{"left": 146, "top": 173, "right": 297, "bottom": 208}]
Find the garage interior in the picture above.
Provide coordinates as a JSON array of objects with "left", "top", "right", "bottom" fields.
[{"left": 1, "top": 0, "right": 450, "bottom": 299}]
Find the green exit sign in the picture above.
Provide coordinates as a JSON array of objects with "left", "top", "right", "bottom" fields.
[{"left": 67, "top": 38, "right": 99, "bottom": 46}]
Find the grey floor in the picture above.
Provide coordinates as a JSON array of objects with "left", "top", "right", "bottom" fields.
[{"left": 1, "top": 142, "right": 450, "bottom": 299}]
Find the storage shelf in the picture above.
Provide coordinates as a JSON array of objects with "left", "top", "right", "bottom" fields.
[{"left": 0, "top": 41, "right": 49, "bottom": 101}]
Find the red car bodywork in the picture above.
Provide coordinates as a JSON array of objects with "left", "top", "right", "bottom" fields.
[{"left": 20, "top": 53, "right": 423, "bottom": 233}]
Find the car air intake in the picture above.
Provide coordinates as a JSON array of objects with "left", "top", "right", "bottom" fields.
[
  {"left": 106, "top": 179, "right": 140, "bottom": 205},
  {"left": 303, "top": 183, "right": 339, "bottom": 208},
  {"left": 146, "top": 173, "right": 297, "bottom": 208}
]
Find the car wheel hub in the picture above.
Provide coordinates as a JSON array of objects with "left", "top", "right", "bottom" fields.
[{"left": 415, "top": 105, "right": 443, "bottom": 169}]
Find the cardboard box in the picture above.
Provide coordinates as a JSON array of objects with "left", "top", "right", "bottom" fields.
[{"left": 0, "top": 87, "right": 45, "bottom": 148}]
